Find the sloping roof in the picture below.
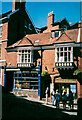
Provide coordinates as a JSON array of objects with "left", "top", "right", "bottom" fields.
[
  {"left": 65, "top": 29, "right": 79, "bottom": 42},
  {"left": 53, "top": 32, "right": 74, "bottom": 44},
  {"left": 0, "top": 10, "right": 12, "bottom": 18},
  {"left": 7, "top": 29, "right": 79, "bottom": 48},
  {"left": 53, "top": 18, "right": 66, "bottom": 25},
  {"left": 40, "top": 18, "right": 67, "bottom": 30}
]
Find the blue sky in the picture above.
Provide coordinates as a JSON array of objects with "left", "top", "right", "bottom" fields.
[{"left": 1, "top": 1, "right": 81, "bottom": 28}]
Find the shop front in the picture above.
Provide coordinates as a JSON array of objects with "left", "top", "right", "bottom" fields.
[{"left": 54, "top": 77, "right": 77, "bottom": 98}]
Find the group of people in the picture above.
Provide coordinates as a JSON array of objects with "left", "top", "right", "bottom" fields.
[{"left": 45, "top": 87, "right": 74, "bottom": 109}]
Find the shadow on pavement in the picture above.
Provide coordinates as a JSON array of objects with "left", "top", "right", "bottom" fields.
[{"left": 2, "top": 88, "right": 78, "bottom": 120}]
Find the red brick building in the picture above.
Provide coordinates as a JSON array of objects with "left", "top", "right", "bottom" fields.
[{"left": 0, "top": 1, "right": 82, "bottom": 101}]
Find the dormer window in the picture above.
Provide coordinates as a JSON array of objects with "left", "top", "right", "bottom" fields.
[
  {"left": 55, "top": 31, "right": 59, "bottom": 37},
  {"left": 51, "top": 30, "right": 61, "bottom": 38}
]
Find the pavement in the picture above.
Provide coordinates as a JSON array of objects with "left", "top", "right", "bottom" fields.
[
  {"left": 2, "top": 91, "right": 79, "bottom": 120},
  {"left": 23, "top": 96, "right": 78, "bottom": 115}
]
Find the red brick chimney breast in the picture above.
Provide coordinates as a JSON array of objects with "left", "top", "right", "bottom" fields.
[{"left": 47, "top": 11, "right": 54, "bottom": 30}]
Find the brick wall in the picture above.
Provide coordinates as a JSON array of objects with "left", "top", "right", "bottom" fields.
[
  {"left": 6, "top": 52, "right": 17, "bottom": 67},
  {"left": 2, "top": 23, "right": 8, "bottom": 40}
]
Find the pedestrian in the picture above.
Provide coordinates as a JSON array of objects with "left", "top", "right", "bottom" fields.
[
  {"left": 45, "top": 87, "right": 49, "bottom": 104},
  {"left": 55, "top": 89, "right": 60, "bottom": 107},
  {"left": 62, "top": 90, "right": 67, "bottom": 109},
  {"left": 51, "top": 88, "right": 56, "bottom": 106},
  {"left": 69, "top": 90, "right": 73, "bottom": 109}
]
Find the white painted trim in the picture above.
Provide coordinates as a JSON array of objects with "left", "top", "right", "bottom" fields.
[
  {"left": 6, "top": 69, "right": 20, "bottom": 71},
  {"left": 0, "top": 17, "right": 7, "bottom": 21},
  {"left": 0, "top": 60, "right": 6, "bottom": 63},
  {"left": 1, "top": 39, "right": 8, "bottom": 42},
  {"left": 77, "top": 28, "right": 81, "bottom": 43},
  {"left": 0, "top": 24, "right": 3, "bottom": 27}
]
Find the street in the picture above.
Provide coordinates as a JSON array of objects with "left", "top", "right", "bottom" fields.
[{"left": 2, "top": 91, "right": 78, "bottom": 120}]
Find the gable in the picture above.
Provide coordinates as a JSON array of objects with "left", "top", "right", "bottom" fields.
[{"left": 54, "top": 32, "right": 74, "bottom": 43}]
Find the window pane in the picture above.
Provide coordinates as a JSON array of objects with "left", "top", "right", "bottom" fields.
[
  {"left": 19, "top": 50, "right": 21, "bottom": 53},
  {"left": 28, "top": 59, "right": 30, "bottom": 62},
  {"left": 57, "top": 53, "right": 59, "bottom": 61},
  {"left": 28, "top": 54, "right": 30, "bottom": 58},
  {"left": 60, "top": 47, "right": 63, "bottom": 51},
  {"left": 57, "top": 48, "right": 59, "bottom": 51},
  {"left": 64, "top": 47, "right": 67, "bottom": 51},
  {"left": 60, "top": 52, "right": 63, "bottom": 56},
  {"left": 68, "top": 52, "right": 70, "bottom": 61},
  {"left": 55, "top": 32, "right": 59, "bottom": 37},
  {"left": 28, "top": 50, "right": 30, "bottom": 53},
  {"left": 22, "top": 54, "right": 24, "bottom": 62},
  {"left": 25, "top": 50, "right": 27, "bottom": 53},
  {"left": 22, "top": 50, "right": 24, "bottom": 53},
  {"left": 68, "top": 47, "right": 71, "bottom": 51},
  {"left": 64, "top": 52, "right": 67, "bottom": 61}
]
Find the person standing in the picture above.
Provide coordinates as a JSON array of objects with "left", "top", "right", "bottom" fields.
[
  {"left": 62, "top": 91, "right": 67, "bottom": 109},
  {"left": 55, "top": 89, "right": 60, "bottom": 107},
  {"left": 45, "top": 87, "right": 49, "bottom": 104},
  {"left": 69, "top": 91, "right": 73, "bottom": 109},
  {"left": 51, "top": 88, "right": 55, "bottom": 106}
]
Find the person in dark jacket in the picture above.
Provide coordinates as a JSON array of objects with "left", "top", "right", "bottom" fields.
[
  {"left": 69, "top": 91, "right": 73, "bottom": 109},
  {"left": 55, "top": 89, "right": 60, "bottom": 107},
  {"left": 62, "top": 91, "right": 67, "bottom": 109}
]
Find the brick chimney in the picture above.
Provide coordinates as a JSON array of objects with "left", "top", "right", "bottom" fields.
[
  {"left": 12, "top": 0, "right": 25, "bottom": 12},
  {"left": 47, "top": 11, "right": 54, "bottom": 30},
  {"left": 12, "top": 0, "right": 15, "bottom": 12}
]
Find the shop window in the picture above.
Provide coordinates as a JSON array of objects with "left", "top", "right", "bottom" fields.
[
  {"left": 13, "top": 72, "right": 38, "bottom": 90},
  {"left": 70, "top": 84, "right": 76, "bottom": 93}
]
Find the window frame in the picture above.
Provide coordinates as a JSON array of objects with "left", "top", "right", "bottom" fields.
[
  {"left": 17, "top": 49, "right": 33, "bottom": 64},
  {"left": 55, "top": 46, "right": 73, "bottom": 62}
]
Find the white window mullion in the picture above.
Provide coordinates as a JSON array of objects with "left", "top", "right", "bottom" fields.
[
  {"left": 20, "top": 51, "right": 22, "bottom": 63},
  {"left": 27, "top": 51, "right": 28, "bottom": 63},
  {"left": 71, "top": 47, "right": 73, "bottom": 62},
  {"left": 24, "top": 50, "right": 25, "bottom": 63}
]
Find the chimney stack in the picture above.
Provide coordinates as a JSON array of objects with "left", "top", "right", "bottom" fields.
[
  {"left": 12, "top": 0, "right": 25, "bottom": 12},
  {"left": 47, "top": 11, "right": 54, "bottom": 30}
]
